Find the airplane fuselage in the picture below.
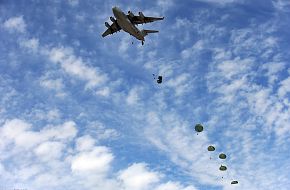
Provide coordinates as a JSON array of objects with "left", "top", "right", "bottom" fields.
[{"left": 112, "top": 7, "right": 145, "bottom": 41}]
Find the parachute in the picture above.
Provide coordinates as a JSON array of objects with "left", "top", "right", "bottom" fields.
[
  {"left": 207, "top": 146, "right": 215, "bottom": 151},
  {"left": 194, "top": 124, "right": 239, "bottom": 183},
  {"left": 219, "top": 153, "right": 226, "bottom": 159},
  {"left": 195, "top": 124, "right": 203, "bottom": 133},
  {"left": 219, "top": 165, "right": 227, "bottom": 171}
]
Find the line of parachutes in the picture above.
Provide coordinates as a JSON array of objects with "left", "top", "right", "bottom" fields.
[{"left": 195, "top": 124, "right": 239, "bottom": 185}]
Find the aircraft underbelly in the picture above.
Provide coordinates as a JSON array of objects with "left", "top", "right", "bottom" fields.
[
  {"left": 117, "top": 18, "right": 143, "bottom": 40},
  {"left": 118, "top": 20, "right": 131, "bottom": 33}
]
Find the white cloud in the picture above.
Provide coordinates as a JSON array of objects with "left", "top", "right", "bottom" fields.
[
  {"left": 0, "top": 119, "right": 77, "bottom": 150},
  {"left": 19, "top": 39, "right": 109, "bottom": 89},
  {"left": 278, "top": 76, "right": 290, "bottom": 98},
  {"left": 173, "top": 18, "right": 192, "bottom": 29},
  {"left": 16, "top": 165, "right": 42, "bottom": 181},
  {"left": 71, "top": 146, "right": 113, "bottom": 173},
  {"left": 96, "top": 87, "right": 110, "bottom": 97},
  {"left": 0, "top": 118, "right": 202, "bottom": 190},
  {"left": 262, "top": 62, "right": 286, "bottom": 84},
  {"left": 3, "top": 16, "right": 26, "bottom": 33},
  {"left": 48, "top": 47, "right": 108, "bottom": 89},
  {"left": 46, "top": 109, "right": 61, "bottom": 120},
  {"left": 42, "top": 121, "right": 78, "bottom": 140},
  {"left": 0, "top": 119, "right": 42, "bottom": 149},
  {"left": 206, "top": 24, "right": 290, "bottom": 141},
  {"left": 166, "top": 73, "right": 192, "bottom": 96},
  {"left": 40, "top": 78, "right": 64, "bottom": 91},
  {"left": 0, "top": 119, "right": 78, "bottom": 189},
  {"left": 38, "top": 70, "right": 67, "bottom": 97},
  {"left": 181, "top": 40, "right": 204, "bottom": 59},
  {"left": 87, "top": 121, "right": 119, "bottom": 141},
  {"left": 1, "top": 119, "right": 31, "bottom": 139},
  {"left": 156, "top": 181, "right": 197, "bottom": 190},
  {"left": 34, "top": 141, "right": 64, "bottom": 161},
  {"left": 33, "top": 173, "right": 66, "bottom": 189},
  {"left": 28, "top": 108, "right": 61, "bottom": 121},
  {"left": 126, "top": 87, "right": 140, "bottom": 105},
  {"left": 216, "top": 57, "right": 253, "bottom": 80},
  {"left": 75, "top": 135, "right": 96, "bottom": 151},
  {"left": 157, "top": 0, "right": 174, "bottom": 11},
  {"left": 118, "top": 35, "right": 131, "bottom": 55},
  {"left": 18, "top": 37, "right": 111, "bottom": 93},
  {"left": 20, "top": 38, "right": 39, "bottom": 52},
  {"left": 118, "top": 163, "right": 160, "bottom": 190}
]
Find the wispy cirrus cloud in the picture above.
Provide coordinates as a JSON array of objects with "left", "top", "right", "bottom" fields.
[{"left": 47, "top": 46, "right": 108, "bottom": 89}]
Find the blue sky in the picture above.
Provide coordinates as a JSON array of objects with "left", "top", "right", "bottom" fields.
[{"left": 0, "top": 0, "right": 290, "bottom": 190}]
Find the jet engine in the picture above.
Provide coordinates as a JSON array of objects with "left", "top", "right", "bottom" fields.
[
  {"left": 110, "top": 16, "right": 116, "bottom": 23},
  {"left": 105, "top": 22, "right": 110, "bottom": 28},
  {"left": 138, "top": 12, "right": 145, "bottom": 19},
  {"left": 128, "top": 11, "right": 134, "bottom": 18}
]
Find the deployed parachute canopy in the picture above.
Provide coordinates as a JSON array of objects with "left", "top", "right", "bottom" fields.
[
  {"left": 208, "top": 146, "right": 215, "bottom": 151},
  {"left": 219, "top": 153, "right": 227, "bottom": 159},
  {"left": 195, "top": 124, "right": 203, "bottom": 133},
  {"left": 231, "top": 181, "right": 238, "bottom": 184},
  {"left": 219, "top": 165, "right": 227, "bottom": 171}
]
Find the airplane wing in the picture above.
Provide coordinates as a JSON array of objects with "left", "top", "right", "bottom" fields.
[
  {"left": 129, "top": 14, "right": 164, "bottom": 25},
  {"left": 102, "top": 22, "right": 121, "bottom": 37}
]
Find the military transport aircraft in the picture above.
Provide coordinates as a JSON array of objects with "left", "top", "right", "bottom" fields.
[{"left": 102, "top": 7, "right": 164, "bottom": 45}]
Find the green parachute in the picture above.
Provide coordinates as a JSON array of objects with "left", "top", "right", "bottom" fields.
[
  {"left": 219, "top": 153, "right": 226, "bottom": 159},
  {"left": 219, "top": 165, "right": 227, "bottom": 171},
  {"left": 231, "top": 181, "right": 238, "bottom": 184},
  {"left": 197, "top": 123, "right": 239, "bottom": 184},
  {"left": 207, "top": 146, "right": 215, "bottom": 151},
  {"left": 195, "top": 124, "right": 203, "bottom": 133}
]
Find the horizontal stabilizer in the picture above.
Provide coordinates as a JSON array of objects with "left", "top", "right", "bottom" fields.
[
  {"left": 143, "top": 29, "right": 159, "bottom": 33},
  {"left": 141, "top": 29, "right": 159, "bottom": 36}
]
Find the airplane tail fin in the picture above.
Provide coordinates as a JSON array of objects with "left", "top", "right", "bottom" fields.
[{"left": 141, "top": 29, "right": 159, "bottom": 36}]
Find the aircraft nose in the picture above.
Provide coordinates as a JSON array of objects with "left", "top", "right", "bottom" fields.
[{"left": 112, "top": 7, "right": 119, "bottom": 15}]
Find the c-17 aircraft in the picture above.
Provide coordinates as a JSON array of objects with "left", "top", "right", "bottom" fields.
[{"left": 102, "top": 7, "right": 164, "bottom": 45}]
